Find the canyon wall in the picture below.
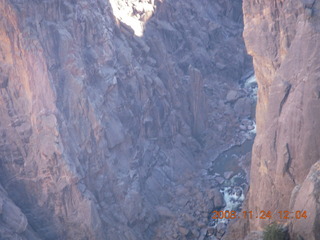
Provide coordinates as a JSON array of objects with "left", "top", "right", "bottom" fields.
[
  {"left": 242, "top": 0, "right": 320, "bottom": 239},
  {"left": 0, "top": 0, "right": 253, "bottom": 239}
]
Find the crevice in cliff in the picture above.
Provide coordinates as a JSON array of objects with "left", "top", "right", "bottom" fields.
[
  {"left": 279, "top": 82, "right": 291, "bottom": 115},
  {"left": 282, "top": 143, "right": 296, "bottom": 185},
  {"left": 273, "top": 130, "right": 278, "bottom": 159}
]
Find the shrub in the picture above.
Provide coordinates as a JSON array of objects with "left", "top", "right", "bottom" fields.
[{"left": 263, "top": 222, "right": 289, "bottom": 240}]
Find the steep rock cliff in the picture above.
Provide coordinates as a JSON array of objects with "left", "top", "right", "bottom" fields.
[
  {"left": 242, "top": 0, "right": 320, "bottom": 239},
  {"left": 0, "top": 0, "right": 253, "bottom": 239}
]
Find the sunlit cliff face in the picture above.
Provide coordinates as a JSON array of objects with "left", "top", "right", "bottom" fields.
[{"left": 109, "top": 0, "right": 157, "bottom": 36}]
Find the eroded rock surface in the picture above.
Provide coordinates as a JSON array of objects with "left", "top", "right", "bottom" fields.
[
  {"left": 0, "top": 183, "right": 41, "bottom": 240},
  {"left": 290, "top": 161, "right": 320, "bottom": 240},
  {"left": 239, "top": 0, "right": 320, "bottom": 239},
  {"left": 0, "top": 0, "right": 253, "bottom": 239}
]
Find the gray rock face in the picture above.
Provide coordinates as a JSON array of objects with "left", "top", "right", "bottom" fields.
[
  {"left": 0, "top": 0, "right": 253, "bottom": 239},
  {"left": 0, "top": 184, "right": 40, "bottom": 239}
]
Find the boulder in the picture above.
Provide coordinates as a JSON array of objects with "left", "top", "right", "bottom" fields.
[
  {"left": 234, "top": 98, "right": 252, "bottom": 117},
  {"left": 215, "top": 176, "right": 225, "bottom": 185},
  {"left": 178, "top": 227, "right": 189, "bottom": 236},
  {"left": 156, "top": 206, "right": 174, "bottom": 218},
  {"left": 224, "top": 171, "right": 234, "bottom": 180},
  {"left": 226, "top": 90, "right": 238, "bottom": 102},
  {"left": 210, "top": 188, "right": 225, "bottom": 209}
]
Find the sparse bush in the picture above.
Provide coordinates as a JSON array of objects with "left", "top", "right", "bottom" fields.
[{"left": 263, "top": 222, "right": 289, "bottom": 240}]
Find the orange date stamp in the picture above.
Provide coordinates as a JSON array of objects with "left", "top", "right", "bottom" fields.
[{"left": 211, "top": 210, "right": 307, "bottom": 220}]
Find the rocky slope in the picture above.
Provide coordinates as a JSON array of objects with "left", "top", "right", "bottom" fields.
[
  {"left": 230, "top": 0, "right": 320, "bottom": 239},
  {"left": 0, "top": 0, "right": 254, "bottom": 239}
]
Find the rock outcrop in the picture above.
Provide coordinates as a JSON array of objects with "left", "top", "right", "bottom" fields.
[
  {"left": 241, "top": 0, "right": 320, "bottom": 238},
  {"left": 0, "top": 183, "right": 41, "bottom": 240},
  {"left": 0, "top": 0, "right": 254, "bottom": 239},
  {"left": 290, "top": 161, "right": 320, "bottom": 240}
]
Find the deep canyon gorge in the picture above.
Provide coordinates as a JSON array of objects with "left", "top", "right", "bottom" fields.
[{"left": 0, "top": 0, "right": 319, "bottom": 240}]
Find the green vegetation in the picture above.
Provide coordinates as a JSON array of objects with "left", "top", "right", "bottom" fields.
[{"left": 263, "top": 222, "right": 289, "bottom": 240}]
